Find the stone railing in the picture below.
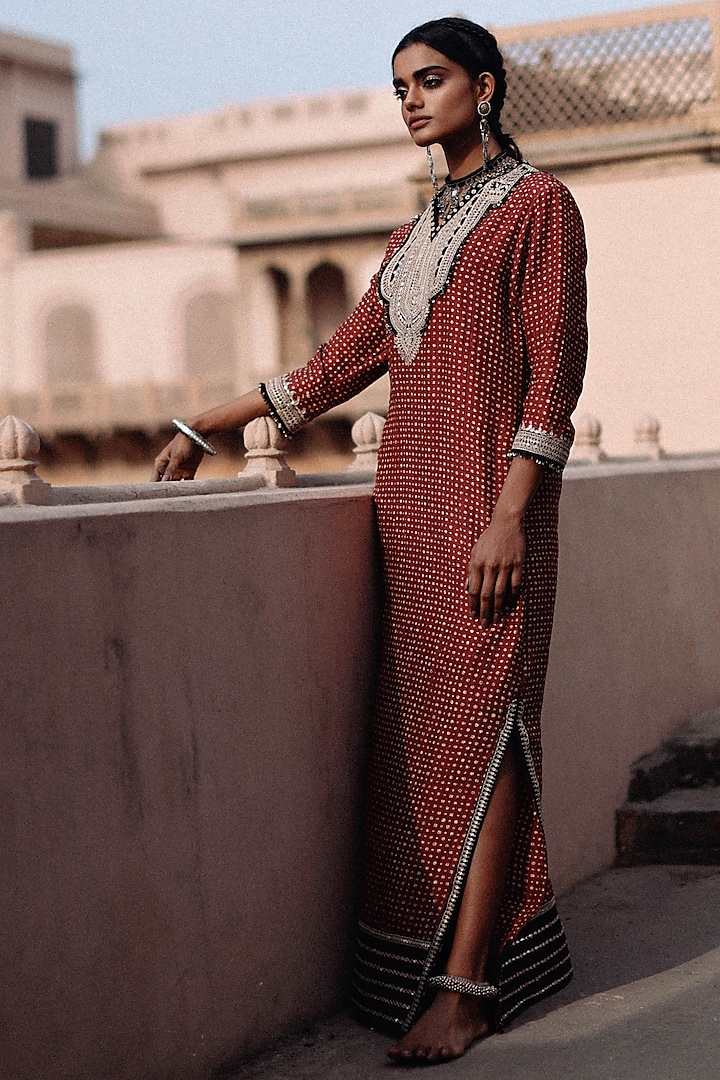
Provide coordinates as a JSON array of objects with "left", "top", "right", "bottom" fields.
[
  {"left": 0, "top": 410, "right": 386, "bottom": 506},
  {"left": 0, "top": 413, "right": 52, "bottom": 505},
  {"left": 0, "top": 407, "right": 687, "bottom": 506},
  {"left": 568, "top": 412, "right": 667, "bottom": 464},
  {"left": 3, "top": 409, "right": 720, "bottom": 1080}
]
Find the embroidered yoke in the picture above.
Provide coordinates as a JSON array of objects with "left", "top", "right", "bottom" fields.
[{"left": 261, "top": 159, "right": 588, "bottom": 1032}]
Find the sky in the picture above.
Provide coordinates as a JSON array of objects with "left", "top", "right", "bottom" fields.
[{"left": 4, "top": 0, "right": 679, "bottom": 157}]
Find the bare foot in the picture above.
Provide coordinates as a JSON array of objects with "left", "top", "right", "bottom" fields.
[{"left": 387, "top": 990, "right": 491, "bottom": 1065}]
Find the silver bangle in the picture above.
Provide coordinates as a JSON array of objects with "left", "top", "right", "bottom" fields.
[{"left": 172, "top": 418, "right": 218, "bottom": 456}]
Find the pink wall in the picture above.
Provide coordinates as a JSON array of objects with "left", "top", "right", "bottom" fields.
[
  {"left": 0, "top": 486, "right": 379, "bottom": 1080},
  {"left": 543, "top": 459, "right": 720, "bottom": 890},
  {"left": 1, "top": 460, "right": 720, "bottom": 1076}
]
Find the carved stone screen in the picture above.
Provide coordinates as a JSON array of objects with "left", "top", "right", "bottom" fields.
[{"left": 501, "top": 11, "right": 715, "bottom": 133}]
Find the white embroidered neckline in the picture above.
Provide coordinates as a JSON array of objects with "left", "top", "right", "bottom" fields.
[{"left": 379, "top": 158, "right": 535, "bottom": 365}]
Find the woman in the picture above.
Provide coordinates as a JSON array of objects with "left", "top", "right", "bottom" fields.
[{"left": 153, "top": 18, "right": 587, "bottom": 1065}]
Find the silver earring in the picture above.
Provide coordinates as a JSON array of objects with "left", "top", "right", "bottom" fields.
[
  {"left": 426, "top": 146, "right": 439, "bottom": 197},
  {"left": 477, "top": 101, "right": 491, "bottom": 170}
]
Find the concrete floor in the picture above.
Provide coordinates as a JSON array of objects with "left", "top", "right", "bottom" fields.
[{"left": 232, "top": 865, "right": 720, "bottom": 1080}]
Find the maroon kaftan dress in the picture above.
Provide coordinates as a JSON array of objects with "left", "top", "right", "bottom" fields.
[{"left": 261, "top": 156, "right": 588, "bottom": 1032}]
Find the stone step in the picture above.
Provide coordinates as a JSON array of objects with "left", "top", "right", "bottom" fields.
[
  {"left": 627, "top": 705, "right": 720, "bottom": 801},
  {"left": 616, "top": 786, "right": 720, "bottom": 866}
]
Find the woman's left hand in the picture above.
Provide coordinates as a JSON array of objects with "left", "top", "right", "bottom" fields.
[{"left": 467, "top": 515, "right": 526, "bottom": 629}]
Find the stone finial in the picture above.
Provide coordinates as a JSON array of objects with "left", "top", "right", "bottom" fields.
[
  {"left": 350, "top": 412, "right": 386, "bottom": 472},
  {"left": 242, "top": 416, "right": 296, "bottom": 487},
  {"left": 0, "top": 415, "right": 52, "bottom": 505},
  {"left": 570, "top": 414, "right": 607, "bottom": 464},
  {"left": 634, "top": 414, "right": 666, "bottom": 460}
]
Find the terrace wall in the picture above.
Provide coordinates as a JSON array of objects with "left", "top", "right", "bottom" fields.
[{"left": 1, "top": 458, "right": 719, "bottom": 1077}]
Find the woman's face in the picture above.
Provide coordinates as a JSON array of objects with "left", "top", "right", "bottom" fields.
[{"left": 392, "top": 42, "right": 489, "bottom": 149}]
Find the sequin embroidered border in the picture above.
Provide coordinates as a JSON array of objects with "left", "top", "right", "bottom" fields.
[
  {"left": 352, "top": 900, "right": 572, "bottom": 1034},
  {"left": 259, "top": 374, "right": 307, "bottom": 437},
  {"left": 351, "top": 701, "right": 572, "bottom": 1035},
  {"left": 498, "top": 903, "right": 573, "bottom": 1026},
  {"left": 378, "top": 158, "right": 536, "bottom": 365},
  {"left": 509, "top": 425, "right": 572, "bottom": 473},
  {"left": 404, "top": 698, "right": 537, "bottom": 1030}
]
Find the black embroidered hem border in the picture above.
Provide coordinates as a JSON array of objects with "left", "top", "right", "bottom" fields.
[
  {"left": 498, "top": 901, "right": 573, "bottom": 1026},
  {"left": 258, "top": 381, "right": 292, "bottom": 439},
  {"left": 351, "top": 923, "right": 429, "bottom": 1034},
  {"left": 351, "top": 901, "right": 572, "bottom": 1035},
  {"left": 354, "top": 699, "right": 569, "bottom": 1036}
]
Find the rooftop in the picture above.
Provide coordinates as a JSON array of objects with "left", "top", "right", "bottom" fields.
[{"left": 0, "top": 26, "right": 74, "bottom": 75}]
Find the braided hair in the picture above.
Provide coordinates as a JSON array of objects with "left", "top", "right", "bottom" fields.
[{"left": 392, "top": 17, "right": 521, "bottom": 162}]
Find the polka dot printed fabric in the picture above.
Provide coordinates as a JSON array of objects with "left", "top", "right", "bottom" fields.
[{"left": 281, "top": 168, "right": 587, "bottom": 1026}]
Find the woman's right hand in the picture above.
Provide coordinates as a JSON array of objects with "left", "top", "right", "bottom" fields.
[
  {"left": 151, "top": 433, "right": 205, "bottom": 481},
  {"left": 150, "top": 389, "right": 270, "bottom": 482}
]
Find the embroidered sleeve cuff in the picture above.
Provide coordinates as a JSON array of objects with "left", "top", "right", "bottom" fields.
[
  {"left": 508, "top": 426, "right": 571, "bottom": 474},
  {"left": 259, "top": 375, "right": 307, "bottom": 438}
]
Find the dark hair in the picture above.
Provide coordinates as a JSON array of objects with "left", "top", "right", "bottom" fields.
[{"left": 392, "top": 17, "right": 521, "bottom": 162}]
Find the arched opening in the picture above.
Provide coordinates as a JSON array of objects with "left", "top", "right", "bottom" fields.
[
  {"left": 45, "top": 305, "right": 98, "bottom": 384},
  {"left": 184, "top": 291, "right": 236, "bottom": 379},
  {"left": 306, "top": 263, "right": 349, "bottom": 351}
]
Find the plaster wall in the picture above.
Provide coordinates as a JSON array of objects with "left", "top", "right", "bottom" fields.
[
  {"left": 225, "top": 142, "right": 422, "bottom": 198},
  {"left": 143, "top": 171, "right": 237, "bottom": 241},
  {"left": 0, "top": 485, "right": 380, "bottom": 1080},
  {"left": 545, "top": 458, "right": 720, "bottom": 888},
  {"left": 0, "top": 265, "right": 14, "bottom": 386},
  {"left": 99, "top": 88, "right": 406, "bottom": 182},
  {"left": 3, "top": 240, "right": 242, "bottom": 389},
  {"left": 1, "top": 459, "right": 720, "bottom": 1076},
  {"left": 568, "top": 158, "right": 720, "bottom": 456},
  {"left": 142, "top": 142, "right": 422, "bottom": 242}
]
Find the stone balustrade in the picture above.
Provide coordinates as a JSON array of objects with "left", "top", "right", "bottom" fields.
[
  {"left": 242, "top": 416, "right": 297, "bottom": 488},
  {"left": 569, "top": 413, "right": 608, "bottom": 464},
  {"left": 349, "top": 411, "right": 385, "bottom": 472},
  {"left": 0, "top": 414, "right": 52, "bottom": 505},
  {"left": 567, "top": 413, "right": 672, "bottom": 466},
  {"left": 0, "top": 409, "right": 690, "bottom": 507},
  {"left": 2, "top": 419, "right": 720, "bottom": 1080},
  {"left": 633, "top": 413, "right": 667, "bottom": 460}
]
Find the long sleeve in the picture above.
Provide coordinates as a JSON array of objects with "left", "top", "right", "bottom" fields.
[
  {"left": 259, "top": 267, "right": 396, "bottom": 438},
  {"left": 509, "top": 178, "right": 588, "bottom": 473}
]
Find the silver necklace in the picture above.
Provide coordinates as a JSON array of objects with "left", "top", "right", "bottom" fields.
[{"left": 435, "top": 154, "right": 508, "bottom": 229}]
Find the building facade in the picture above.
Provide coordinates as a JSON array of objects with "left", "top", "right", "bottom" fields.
[{"left": 1, "top": 3, "right": 719, "bottom": 458}]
